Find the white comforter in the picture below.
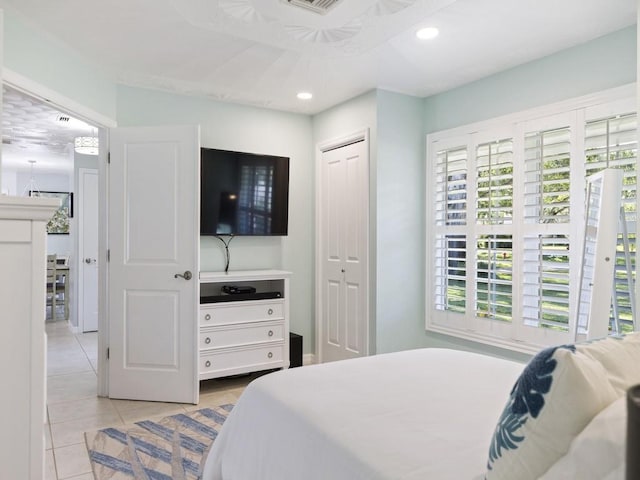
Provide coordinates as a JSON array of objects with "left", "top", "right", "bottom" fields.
[{"left": 203, "top": 348, "right": 524, "bottom": 480}]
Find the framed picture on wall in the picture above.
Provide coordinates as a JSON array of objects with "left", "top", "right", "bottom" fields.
[{"left": 29, "top": 190, "right": 73, "bottom": 234}]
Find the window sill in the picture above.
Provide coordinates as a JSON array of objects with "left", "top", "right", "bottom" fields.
[{"left": 426, "top": 324, "right": 544, "bottom": 356}]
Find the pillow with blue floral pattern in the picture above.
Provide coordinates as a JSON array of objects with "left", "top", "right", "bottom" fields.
[{"left": 485, "top": 339, "right": 623, "bottom": 479}]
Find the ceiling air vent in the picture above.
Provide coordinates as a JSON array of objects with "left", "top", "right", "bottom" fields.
[{"left": 284, "top": 0, "right": 343, "bottom": 15}]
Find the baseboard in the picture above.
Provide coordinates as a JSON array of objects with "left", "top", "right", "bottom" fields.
[{"left": 303, "top": 353, "right": 315, "bottom": 366}]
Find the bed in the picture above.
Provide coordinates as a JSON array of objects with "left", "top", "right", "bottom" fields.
[{"left": 203, "top": 334, "right": 640, "bottom": 480}]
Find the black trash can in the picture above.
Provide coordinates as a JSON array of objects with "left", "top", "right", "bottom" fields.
[{"left": 289, "top": 332, "right": 303, "bottom": 368}]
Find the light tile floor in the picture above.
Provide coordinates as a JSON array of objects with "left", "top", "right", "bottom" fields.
[{"left": 45, "top": 320, "right": 254, "bottom": 480}]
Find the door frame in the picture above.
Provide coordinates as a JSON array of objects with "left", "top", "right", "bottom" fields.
[
  {"left": 4, "top": 68, "right": 117, "bottom": 396},
  {"left": 314, "top": 128, "right": 371, "bottom": 363}
]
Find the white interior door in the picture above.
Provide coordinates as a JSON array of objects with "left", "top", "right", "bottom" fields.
[
  {"left": 79, "top": 168, "right": 99, "bottom": 332},
  {"left": 108, "top": 125, "right": 200, "bottom": 404},
  {"left": 318, "top": 134, "right": 369, "bottom": 363}
]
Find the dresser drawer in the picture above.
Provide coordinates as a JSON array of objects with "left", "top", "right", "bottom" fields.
[
  {"left": 200, "top": 301, "right": 284, "bottom": 326},
  {"left": 200, "top": 322, "right": 284, "bottom": 349},
  {"left": 200, "top": 344, "right": 284, "bottom": 376}
]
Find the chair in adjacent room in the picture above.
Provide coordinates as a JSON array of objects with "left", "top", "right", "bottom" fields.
[
  {"left": 55, "top": 262, "right": 69, "bottom": 321},
  {"left": 45, "top": 254, "right": 57, "bottom": 320}
]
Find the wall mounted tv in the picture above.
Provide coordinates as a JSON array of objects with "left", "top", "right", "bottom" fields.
[{"left": 200, "top": 147, "right": 290, "bottom": 236}]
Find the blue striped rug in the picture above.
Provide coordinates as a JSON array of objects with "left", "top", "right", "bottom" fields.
[{"left": 85, "top": 404, "right": 233, "bottom": 480}]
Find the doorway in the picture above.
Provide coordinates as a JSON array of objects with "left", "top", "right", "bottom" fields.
[{"left": 1, "top": 84, "right": 101, "bottom": 334}]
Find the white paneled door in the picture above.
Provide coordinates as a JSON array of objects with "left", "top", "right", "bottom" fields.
[
  {"left": 79, "top": 168, "right": 99, "bottom": 332},
  {"left": 108, "top": 125, "right": 200, "bottom": 404},
  {"left": 319, "top": 133, "right": 369, "bottom": 363}
]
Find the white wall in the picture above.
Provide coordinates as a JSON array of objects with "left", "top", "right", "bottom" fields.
[
  {"left": 1, "top": 168, "right": 15, "bottom": 195},
  {"left": 116, "top": 85, "right": 316, "bottom": 353}
]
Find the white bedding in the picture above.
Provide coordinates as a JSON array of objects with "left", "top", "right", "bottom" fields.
[{"left": 203, "top": 348, "right": 524, "bottom": 480}]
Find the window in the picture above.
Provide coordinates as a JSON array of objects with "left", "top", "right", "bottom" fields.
[{"left": 427, "top": 88, "right": 636, "bottom": 352}]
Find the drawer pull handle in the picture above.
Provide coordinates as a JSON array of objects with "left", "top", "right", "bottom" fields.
[
  {"left": 268, "top": 308, "right": 274, "bottom": 315},
  {"left": 205, "top": 360, "right": 211, "bottom": 368},
  {"left": 204, "top": 314, "right": 211, "bottom": 321},
  {"left": 268, "top": 352, "right": 273, "bottom": 359},
  {"left": 268, "top": 330, "right": 274, "bottom": 337},
  {"left": 205, "top": 337, "right": 211, "bottom": 344}
]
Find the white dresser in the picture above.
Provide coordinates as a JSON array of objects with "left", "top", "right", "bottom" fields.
[
  {"left": 199, "top": 270, "right": 291, "bottom": 379},
  {"left": 0, "top": 196, "right": 59, "bottom": 480}
]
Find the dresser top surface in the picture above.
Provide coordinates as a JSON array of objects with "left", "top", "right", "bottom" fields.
[{"left": 199, "top": 270, "right": 291, "bottom": 283}]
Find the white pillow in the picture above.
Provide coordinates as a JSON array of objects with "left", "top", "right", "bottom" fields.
[
  {"left": 539, "top": 396, "right": 626, "bottom": 480},
  {"left": 578, "top": 333, "right": 640, "bottom": 395},
  {"left": 485, "top": 344, "right": 618, "bottom": 480}
]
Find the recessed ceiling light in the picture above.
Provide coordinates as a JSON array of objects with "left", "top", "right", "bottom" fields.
[
  {"left": 416, "top": 27, "right": 439, "bottom": 40},
  {"left": 297, "top": 92, "right": 313, "bottom": 100}
]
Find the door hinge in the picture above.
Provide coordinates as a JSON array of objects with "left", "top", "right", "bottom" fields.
[
  {"left": 107, "top": 347, "right": 110, "bottom": 360},
  {"left": 107, "top": 152, "right": 111, "bottom": 164},
  {"left": 107, "top": 249, "right": 110, "bottom": 262}
]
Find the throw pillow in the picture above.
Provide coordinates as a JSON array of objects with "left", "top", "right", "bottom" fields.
[
  {"left": 485, "top": 344, "right": 618, "bottom": 480},
  {"left": 578, "top": 333, "right": 640, "bottom": 395}
]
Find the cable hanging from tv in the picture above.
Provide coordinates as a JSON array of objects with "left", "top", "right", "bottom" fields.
[{"left": 215, "top": 235, "right": 235, "bottom": 273}]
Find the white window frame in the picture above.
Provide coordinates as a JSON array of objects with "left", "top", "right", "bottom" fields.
[{"left": 425, "top": 84, "right": 637, "bottom": 354}]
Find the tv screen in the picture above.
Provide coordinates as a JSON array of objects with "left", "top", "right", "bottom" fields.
[{"left": 200, "top": 148, "right": 290, "bottom": 236}]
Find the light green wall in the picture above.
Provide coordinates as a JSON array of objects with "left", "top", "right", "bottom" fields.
[
  {"left": 375, "top": 90, "right": 426, "bottom": 353},
  {"left": 116, "top": 86, "right": 316, "bottom": 354},
  {"left": 312, "top": 90, "right": 379, "bottom": 353},
  {"left": 3, "top": 6, "right": 117, "bottom": 120},
  {"left": 424, "top": 26, "right": 637, "bottom": 133}
]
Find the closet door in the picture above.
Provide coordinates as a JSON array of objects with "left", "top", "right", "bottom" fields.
[{"left": 318, "top": 132, "right": 369, "bottom": 363}]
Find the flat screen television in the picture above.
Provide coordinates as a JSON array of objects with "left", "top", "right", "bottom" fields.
[{"left": 200, "top": 147, "right": 290, "bottom": 236}]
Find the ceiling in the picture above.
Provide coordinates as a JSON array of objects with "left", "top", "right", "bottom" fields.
[
  {"left": 2, "top": 85, "right": 95, "bottom": 174},
  {"left": 0, "top": 0, "right": 636, "bottom": 175},
  {"left": 0, "top": 0, "right": 636, "bottom": 115}
]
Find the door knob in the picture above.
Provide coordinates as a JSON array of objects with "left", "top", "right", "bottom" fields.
[
  {"left": 84, "top": 258, "right": 96, "bottom": 264},
  {"left": 174, "top": 270, "right": 193, "bottom": 280}
]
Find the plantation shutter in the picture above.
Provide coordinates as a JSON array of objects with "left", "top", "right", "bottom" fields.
[
  {"left": 585, "top": 113, "right": 637, "bottom": 333},
  {"left": 522, "top": 235, "right": 571, "bottom": 330},
  {"left": 434, "top": 234, "right": 466, "bottom": 313},
  {"left": 523, "top": 128, "right": 571, "bottom": 224},
  {"left": 521, "top": 126, "right": 572, "bottom": 330},
  {"left": 428, "top": 91, "right": 636, "bottom": 350},
  {"left": 435, "top": 146, "right": 468, "bottom": 226},
  {"left": 475, "top": 139, "right": 513, "bottom": 322},
  {"left": 476, "top": 139, "right": 514, "bottom": 225},
  {"left": 476, "top": 235, "right": 513, "bottom": 322},
  {"left": 434, "top": 145, "right": 468, "bottom": 314}
]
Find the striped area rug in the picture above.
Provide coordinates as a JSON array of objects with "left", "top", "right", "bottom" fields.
[{"left": 85, "top": 404, "right": 233, "bottom": 480}]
